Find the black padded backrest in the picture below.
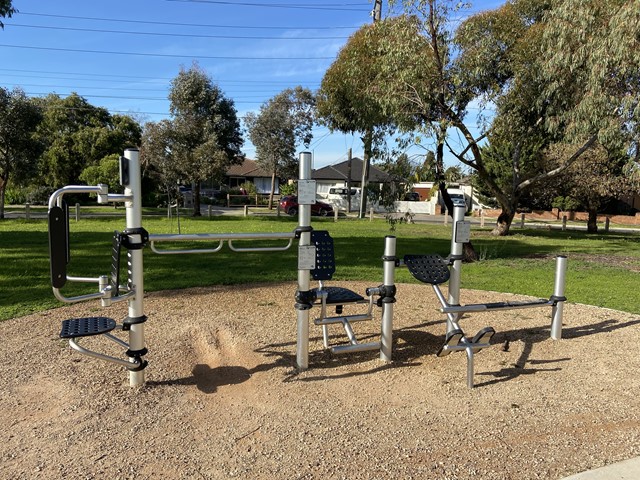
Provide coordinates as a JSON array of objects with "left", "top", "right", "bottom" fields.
[
  {"left": 48, "top": 204, "right": 69, "bottom": 288},
  {"left": 404, "top": 254, "right": 450, "bottom": 285},
  {"left": 310, "top": 230, "right": 336, "bottom": 281}
]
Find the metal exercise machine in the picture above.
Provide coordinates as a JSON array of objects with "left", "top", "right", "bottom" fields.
[
  {"left": 47, "top": 150, "right": 396, "bottom": 386},
  {"left": 404, "top": 205, "right": 567, "bottom": 388}
]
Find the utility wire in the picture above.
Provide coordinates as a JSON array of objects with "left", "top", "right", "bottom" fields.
[
  {"left": 165, "top": 0, "right": 369, "bottom": 12},
  {"left": 0, "top": 43, "right": 336, "bottom": 60},
  {"left": 18, "top": 11, "right": 359, "bottom": 29},
  {"left": 5, "top": 23, "right": 350, "bottom": 40}
]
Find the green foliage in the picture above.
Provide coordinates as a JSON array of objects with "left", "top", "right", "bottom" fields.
[
  {"left": 551, "top": 196, "right": 579, "bottom": 212},
  {"left": 279, "top": 183, "right": 297, "bottom": 196},
  {"left": 79, "top": 154, "right": 122, "bottom": 193},
  {"left": 0, "top": 0, "right": 15, "bottom": 28},
  {"left": 0, "top": 87, "right": 43, "bottom": 218}
]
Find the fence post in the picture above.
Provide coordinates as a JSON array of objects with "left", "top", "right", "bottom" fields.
[
  {"left": 520, "top": 213, "right": 525, "bottom": 228},
  {"left": 444, "top": 213, "right": 448, "bottom": 225},
  {"left": 227, "top": 194, "right": 230, "bottom": 207},
  {"left": 75, "top": 203, "right": 80, "bottom": 221},
  {"left": 480, "top": 209, "right": 485, "bottom": 228},
  {"left": 208, "top": 205, "right": 212, "bottom": 218},
  {"left": 369, "top": 207, "right": 374, "bottom": 222},
  {"left": 25, "top": 203, "right": 30, "bottom": 220},
  {"left": 334, "top": 208, "right": 339, "bottom": 222},
  {"left": 244, "top": 205, "right": 248, "bottom": 217},
  {"left": 562, "top": 215, "right": 567, "bottom": 231},
  {"left": 605, "top": 217, "right": 610, "bottom": 232}
]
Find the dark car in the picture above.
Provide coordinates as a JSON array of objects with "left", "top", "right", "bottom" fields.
[{"left": 279, "top": 195, "right": 334, "bottom": 217}]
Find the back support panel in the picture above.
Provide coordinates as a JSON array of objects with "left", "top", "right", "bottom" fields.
[
  {"left": 310, "top": 230, "right": 336, "bottom": 281},
  {"left": 48, "top": 204, "right": 69, "bottom": 288}
]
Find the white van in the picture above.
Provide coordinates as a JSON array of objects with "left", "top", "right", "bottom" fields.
[{"left": 323, "top": 187, "right": 361, "bottom": 212}]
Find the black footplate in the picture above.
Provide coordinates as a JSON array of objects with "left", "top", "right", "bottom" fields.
[
  {"left": 437, "top": 328, "right": 464, "bottom": 357},
  {"left": 404, "top": 254, "right": 450, "bottom": 285},
  {"left": 60, "top": 317, "right": 117, "bottom": 339},
  {"left": 319, "top": 286, "right": 365, "bottom": 304},
  {"left": 471, "top": 326, "right": 495, "bottom": 349}
]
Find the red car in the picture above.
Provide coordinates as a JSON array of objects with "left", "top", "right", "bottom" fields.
[{"left": 279, "top": 195, "right": 334, "bottom": 217}]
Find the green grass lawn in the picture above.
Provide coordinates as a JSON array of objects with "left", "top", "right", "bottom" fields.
[{"left": 1, "top": 213, "right": 639, "bottom": 320}]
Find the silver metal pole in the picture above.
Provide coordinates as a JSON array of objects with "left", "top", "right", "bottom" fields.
[
  {"left": 447, "top": 205, "right": 465, "bottom": 334},
  {"left": 296, "top": 152, "right": 312, "bottom": 370},
  {"left": 124, "top": 148, "right": 146, "bottom": 387},
  {"left": 550, "top": 255, "right": 568, "bottom": 340},
  {"left": 380, "top": 235, "right": 396, "bottom": 362}
]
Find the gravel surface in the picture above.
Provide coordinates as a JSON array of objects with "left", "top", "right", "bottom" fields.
[{"left": 2, "top": 281, "right": 640, "bottom": 479}]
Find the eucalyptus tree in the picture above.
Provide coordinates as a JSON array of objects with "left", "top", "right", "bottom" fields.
[
  {"left": 317, "top": 23, "right": 396, "bottom": 218},
  {"left": 0, "top": 87, "right": 42, "bottom": 218},
  {"left": 0, "top": 0, "right": 15, "bottom": 28},
  {"left": 244, "top": 86, "right": 315, "bottom": 209},
  {"left": 167, "top": 64, "right": 243, "bottom": 216}
]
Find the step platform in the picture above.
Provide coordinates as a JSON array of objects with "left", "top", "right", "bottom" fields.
[
  {"left": 60, "top": 317, "right": 117, "bottom": 339},
  {"left": 437, "top": 328, "right": 464, "bottom": 357}
]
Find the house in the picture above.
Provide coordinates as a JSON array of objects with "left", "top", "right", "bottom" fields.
[
  {"left": 223, "top": 158, "right": 280, "bottom": 194},
  {"left": 312, "top": 157, "right": 394, "bottom": 212}
]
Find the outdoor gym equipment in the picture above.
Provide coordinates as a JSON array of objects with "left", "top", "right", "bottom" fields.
[
  {"left": 47, "top": 150, "right": 396, "bottom": 387},
  {"left": 404, "top": 205, "right": 567, "bottom": 388}
]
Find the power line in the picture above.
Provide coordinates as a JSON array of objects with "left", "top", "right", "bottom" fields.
[
  {"left": 5, "top": 22, "right": 350, "bottom": 40},
  {"left": 165, "top": 0, "right": 369, "bottom": 12},
  {"left": 0, "top": 43, "right": 336, "bottom": 60},
  {"left": 19, "top": 11, "right": 359, "bottom": 29},
  {"left": 24, "top": 91, "right": 269, "bottom": 105}
]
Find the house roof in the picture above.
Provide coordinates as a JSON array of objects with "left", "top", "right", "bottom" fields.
[
  {"left": 312, "top": 157, "right": 393, "bottom": 183},
  {"left": 226, "top": 158, "right": 272, "bottom": 178}
]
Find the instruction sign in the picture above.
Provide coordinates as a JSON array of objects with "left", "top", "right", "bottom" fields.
[
  {"left": 297, "top": 180, "right": 317, "bottom": 205},
  {"left": 455, "top": 221, "right": 471, "bottom": 244},
  {"left": 298, "top": 245, "right": 316, "bottom": 270}
]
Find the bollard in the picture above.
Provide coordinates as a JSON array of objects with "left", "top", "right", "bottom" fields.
[
  {"left": 334, "top": 208, "right": 339, "bottom": 222},
  {"left": 480, "top": 209, "right": 485, "bottom": 228},
  {"left": 605, "top": 217, "right": 610, "bottom": 232},
  {"left": 244, "top": 205, "right": 248, "bottom": 217},
  {"left": 562, "top": 215, "right": 567, "bottom": 231},
  {"left": 520, "top": 213, "right": 525, "bottom": 228},
  {"left": 75, "top": 203, "right": 80, "bottom": 222},
  {"left": 25, "top": 203, "right": 30, "bottom": 220},
  {"left": 208, "top": 205, "right": 212, "bottom": 218},
  {"left": 444, "top": 213, "right": 448, "bottom": 226},
  {"left": 369, "top": 207, "right": 374, "bottom": 222}
]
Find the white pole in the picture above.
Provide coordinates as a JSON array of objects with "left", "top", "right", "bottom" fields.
[
  {"left": 296, "top": 152, "right": 312, "bottom": 370},
  {"left": 447, "top": 205, "right": 465, "bottom": 334},
  {"left": 380, "top": 235, "right": 396, "bottom": 362},
  {"left": 124, "top": 148, "right": 146, "bottom": 387},
  {"left": 550, "top": 255, "right": 568, "bottom": 340}
]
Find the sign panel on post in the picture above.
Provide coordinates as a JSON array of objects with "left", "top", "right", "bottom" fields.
[
  {"left": 298, "top": 245, "right": 316, "bottom": 270},
  {"left": 455, "top": 221, "right": 471, "bottom": 244},
  {"left": 297, "top": 180, "right": 317, "bottom": 205}
]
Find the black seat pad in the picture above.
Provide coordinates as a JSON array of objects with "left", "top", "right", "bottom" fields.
[
  {"left": 314, "top": 286, "right": 365, "bottom": 304},
  {"left": 60, "top": 317, "right": 117, "bottom": 339},
  {"left": 404, "top": 254, "right": 450, "bottom": 285}
]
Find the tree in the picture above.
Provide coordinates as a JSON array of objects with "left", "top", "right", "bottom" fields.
[
  {"left": 245, "top": 86, "right": 315, "bottom": 209},
  {"left": 167, "top": 64, "right": 243, "bottom": 216},
  {"left": 79, "top": 154, "right": 122, "bottom": 194},
  {"left": 35, "top": 93, "right": 141, "bottom": 188},
  {"left": 0, "top": 87, "right": 43, "bottom": 218},
  {"left": 0, "top": 0, "right": 16, "bottom": 29},
  {"left": 317, "top": 22, "right": 397, "bottom": 218}
]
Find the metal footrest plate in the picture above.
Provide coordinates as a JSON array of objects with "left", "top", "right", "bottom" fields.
[
  {"left": 60, "top": 317, "right": 117, "bottom": 339},
  {"left": 437, "top": 328, "right": 464, "bottom": 357}
]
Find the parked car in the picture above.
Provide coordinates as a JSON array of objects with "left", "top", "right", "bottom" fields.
[
  {"left": 404, "top": 192, "right": 420, "bottom": 201},
  {"left": 279, "top": 195, "right": 334, "bottom": 217}
]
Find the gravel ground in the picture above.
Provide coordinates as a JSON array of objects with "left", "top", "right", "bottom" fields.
[{"left": 2, "top": 281, "right": 640, "bottom": 480}]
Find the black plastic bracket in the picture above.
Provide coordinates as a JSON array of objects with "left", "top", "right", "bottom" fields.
[
  {"left": 121, "top": 227, "right": 149, "bottom": 250},
  {"left": 122, "top": 315, "right": 148, "bottom": 331},
  {"left": 295, "top": 289, "right": 317, "bottom": 310},
  {"left": 549, "top": 295, "right": 567, "bottom": 304},
  {"left": 294, "top": 226, "right": 313, "bottom": 239}
]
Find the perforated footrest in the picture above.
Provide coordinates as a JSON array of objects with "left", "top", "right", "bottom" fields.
[
  {"left": 321, "top": 286, "right": 365, "bottom": 305},
  {"left": 60, "top": 317, "right": 117, "bottom": 339},
  {"left": 404, "top": 254, "right": 450, "bottom": 285},
  {"left": 437, "top": 328, "right": 464, "bottom": 357}
]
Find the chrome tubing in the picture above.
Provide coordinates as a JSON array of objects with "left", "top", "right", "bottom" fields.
[
  {"left": 68, "top": 337, "right": 143, "bottom": 370},
  {"left": 49, "top": 184, "right": 107, "bottom": 210},
  {"left": 149, "top": 232, "right": 296, "bottom": 254},
  {"left": 550, "top": 255, "right": 568, "bottom": 340}
]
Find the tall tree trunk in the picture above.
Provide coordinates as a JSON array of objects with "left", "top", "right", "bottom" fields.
[
  {"left": 586, "top": 208, "right": 598, "bottom": 233},
  {"left": 0, "top": 175, "right": 6, "bottom": 219},
  {"left": 268, "top": 170, "right": 276, "bottom": 210},
  {"left": 492, "top": 208, "right": 516, "bottom": 236},
  {"left": 358, "top": 130, "right": 373, "bottom": 219},
  {"left": 192, "top": 182, "right": 201, "bottom": 216}
]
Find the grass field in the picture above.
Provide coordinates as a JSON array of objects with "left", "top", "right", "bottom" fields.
[{"left": 1, "top": 212, "right": 640, "bottom": 320}]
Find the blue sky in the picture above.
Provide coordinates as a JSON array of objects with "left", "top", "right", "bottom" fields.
[{"left": 1, "top": 0, "right": 503, "bottom": 169}]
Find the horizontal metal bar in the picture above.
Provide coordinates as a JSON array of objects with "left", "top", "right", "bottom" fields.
[
  {"left": 440, "top": 299, "right": 553, "bottom": 314},
  {"left": 67, "top": 275, "right": 102, "bottom": 284},
  {"left": 441, "top": 342, "right": 491, "bottom": 353},
  {"left": 149, "top": 231, "right": 296, "bottom": 255},
  {"left": 53, "top": 287, "right": 105, "bottom": 304},
  {"left": 228, "top": 237, "right": 293, "bottom": 252},
  {"left": 331, "top": 341, "right": 380, "bottom": 354},
  {"left": 150, "top": 240, "right": 224, "bottom": 255},
  {"left": 314, "top": 314, "right": 372, "bottom": 325}
]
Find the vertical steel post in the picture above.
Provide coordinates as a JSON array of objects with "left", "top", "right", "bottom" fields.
[
  {"left": 550, "top": 255, "right": 568, "bottom": 340},
  {"left": 380, "top": 235, "right": 396, "bottom": 362},
  {"left": 447, "top": 205, "right": 465, "bottom": 334},
  {"left": 124, "top": 148, "right": 146, "bottom": 387},
  {"left": 296, "top": 152, "right": 312, "bottom": 370}
]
